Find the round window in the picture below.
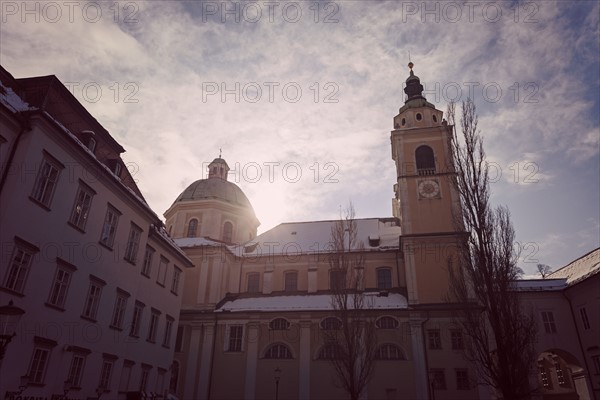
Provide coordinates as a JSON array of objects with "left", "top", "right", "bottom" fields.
[
  {"left": 401, "top": 118, "right": 406, "bottom": 126},
  {"left": 416, "top": 113, "right": 422, "bottom": 121},
  {"left": 432, "top": 115, "right": 437, "bottom": 123}
]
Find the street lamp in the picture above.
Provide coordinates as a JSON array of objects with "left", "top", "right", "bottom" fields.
[
  {"left": 274, "top": 367, "right": 282, "bottom": 400},
  {"left": 0, "top": 300, "right": 25, "bottom": 360}
]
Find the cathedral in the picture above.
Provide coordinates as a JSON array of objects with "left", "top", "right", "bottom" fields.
[{"left": 166, "top": 64, "right": 482, "bottom": 400}]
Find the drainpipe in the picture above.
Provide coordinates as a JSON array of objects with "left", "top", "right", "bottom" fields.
[
  {"left": 421, "top": 311, "right": 433, "bottom": 400},
  {"left": 206, "top": 312, "right": 218, "bottom": 400},
  {"left": 0, "top": 112, "right": 31, "bottom": 196}
]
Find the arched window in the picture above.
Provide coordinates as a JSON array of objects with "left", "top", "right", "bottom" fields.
[
  {"left": 376, "top": 316, "right": 399, "bottom": 329},
  {"left": 318, "top": 343, "right": 344, "bottom": 360},
  {"left": 269, "top": 318, "right": 290, "bottom": 331},
  {"left": 415, "top": 145, "right": 435, "bottom": 175},
  {"left": 320, "top": 317, "right": 342, "bottom": 331},
  {"left": 187, "top": 219, "right": 198, "bottom": 238},
  {"left": 264, "top": 344, "right": 293, "bottom": 359},
  {"left": 377, "top": 268, "right": 392, "bottom": 290},
  {"left": 169, "top": 361, "right": 179, "bottom": 393},
  {"left": 375, "top": 344, "right": 405, "bottom": 360},
  {"left": 223, "top": 221, "right": 233, "bottom": 243}
]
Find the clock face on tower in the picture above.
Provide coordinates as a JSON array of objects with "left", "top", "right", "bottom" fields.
[{"left": 418, "top": 179, "right": 440, "bottom": 199}]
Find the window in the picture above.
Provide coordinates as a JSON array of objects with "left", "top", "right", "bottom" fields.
[
  {"left": 318, "top": 343, "right": 343, "bottom": 360},
  {"left": 227, "top": 325, "right": 243, "bottom": 352},
  {"left": 187, "top": 219, "right": 198, "bottom": 237},
  {"left": 171, "top": 267, "right": 182, "bottom": 294},
  {"left": 247, "top": 273, "right": 259, "bottom": 293},
  {"left": 3, "top": 240, "right": 37, "bottom": 293},
  {"left": 539, "top": 364, "right": 551, "bottom": 388},
  {"left": 99, "top": 205, "right": 120, "bottom": 248},
  {"left": 591, "top": 355, "right": 600, "bottom": 374},
  {"left": 430, "top": 369, "right": 446, "bottom": 390},
  {"left": 98, "top": 358, "right": 115, "bottom": 390},
  {"left": 114, "top": 162, "right": 122, "bottom": 177},
  {"left": 111, "top": 291, "right": 129, "bottom": 329},
  {"left": 67, "top": 353, "right": 86, "bottom": 387},
  {"left": 124, "top": 223, "right": 142, "bottom": 263},
  {"left": 157, "top": 257, "right": 168, "bottom": 286},
  {"left": 376, "top": 344, "right": 404, "bottom": 360},
  {"left": 427, "top": 329, "right": 442, "bottom": 349},
  {"left": 47, "top": 263, "right": 74, "bottom": 309},
  {"left": 264, "top": 344, "right": 292, "bottom": 359},
  {"left": 69, "top": 183, "right": 95, "bottom": 230},
  {"left": 330, "top": 269, "right": 346, "bottom": 290},
  {"left": 141, "top": 246, "right": 155, "bottom": 277},
  {"left": 451, "top": 330, "right": 464, "bottom": 350},
  {"left": 147, "top": 309, "right": 160, "bottom": 342},
  {"left": 222, "top": 221, "right": 233, "bottom": 243},
  {"left": 130, "top": 301, "right": 145, "bottom": 337},
  {"left": 377, "top": 268, "right": 392, "bottom": 290},
  {"left": 82, "top": 278, "right": 104, "bottom": 320},
  {"left": 140, "top": 365, "right": 151, "bottom": 391},
  {"left": 284, "top": 271, "right": 298, "bottom": 291},
  {"left": 321, "top": 317, "right": 342, "bottom": 330},
  {"left": 455, "top": 369, "right": 469, "bottom": 390},
  {"left": 169, "top": 361, "right": 179, "bottom": 394},
  {"left": 376, "top": 317, "right": 399, "bottom": 329},
  {"left": 580, "top": 307, "right": 590, "bottom": 330},
  {"left": 554, "top": 358, "right": 567, "bottom": 386},
  {"left": 31, "top": 155, "right": 62, "bottom": 207},
  {"left": 163, "top": 316, "right": 174, "bottom": 347},
  {"left": 119, "top": 361, "right": 134, "bottom": 392},
  {"left": 175, "top": 326, "right": 184, "bottom": 352},
  {"left": 415, "top": 145, "right": 435, "bottom": 175},
  {"left": 28, "top": 347, "right": 51, "bottom": 384},
  {"left": 156, "top": 368, "right": 166, "bottom": 394},
  {"left": 88, "top": 137, "right": 96, "bottom": 153},
  {"left": 269, "top": 318, "right": 290, "bottom": 330},
  {"left": 541, "top": 311, "right": 557, "bottom": 334}
]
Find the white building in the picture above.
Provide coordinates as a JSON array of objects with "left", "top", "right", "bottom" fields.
[{"left": 0, "top": 65, "right": 193, "bottom": 400}]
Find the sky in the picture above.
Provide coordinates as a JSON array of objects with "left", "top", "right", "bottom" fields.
[{"left": 1, "top": 0, "right": 598, "bottom": 275}]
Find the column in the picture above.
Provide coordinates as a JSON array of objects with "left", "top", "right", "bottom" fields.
[
  {"left": 196, "top": 323, "right": 216, "bottom": 399},
  {"left": 409, "top": 318, "right": 429, "bottom": 399},
  {"left": 184, "top": 325, "right": 202, "bottom": 399},
  {"left": 244, "top": 322, "right": 260, "bottom": 399},
  {"left": 298, "top": 320, "right": 312, "bottom": 399}
]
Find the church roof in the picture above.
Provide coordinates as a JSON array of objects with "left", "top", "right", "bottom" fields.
[
  {"left": 547, "top": 247, "right": 600, "bottom": 286},
  {"left": 173, "top": 178, "right": 255, "bottom": 213},
  {"left": 239, "top": 217, "right": 402, "bottom": 257}
]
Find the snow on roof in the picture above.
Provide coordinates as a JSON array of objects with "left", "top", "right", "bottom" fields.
[
  {"left": 175, "top": 236, "right": 227, "bottom": 248},
  {"left": 216, "top": 292, "right": 408, "bottom": 312},
  {"left": 548, "top": 247, "right": 600, "bottom": 286},
  {"left": 0, "top": 81, "right": 35, "bottom": 113},
  {"left": 514, "top": 278, "right": 567, "bottom": 291},
  {"left": 239, "top": 218, "right": 401, "bottom": 258}
]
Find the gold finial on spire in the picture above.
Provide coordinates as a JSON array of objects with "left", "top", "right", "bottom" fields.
[
  {"left": 408, "top": 61, "right": 414, "bottom": 70},
  {"left": 219, "top": 148, "right": 222, "bottom": 158}
]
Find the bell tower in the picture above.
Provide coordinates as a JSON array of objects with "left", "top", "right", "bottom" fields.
[{"left": 391, "top": 63, "right": 462, "bottom": 304}]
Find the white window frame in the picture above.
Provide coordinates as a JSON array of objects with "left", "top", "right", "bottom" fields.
[
  {"left": 111, "top": 290, "right": 129, "bottom": 329},
  {"left": 147, "top": 309, "right": 160, "bottom": 342},
  {"left": 224, "top": 324, "right": 244, "bottom": 352},
  {"left": 99, "top": 205, "right": 120, "bottom": 248},
  {"left": 31, "top": 154, "right": 62, "bottom": 207},
  {"left": 124, "top": 223, "right": 142, "bottom": 263},
  {"left": 67, "top": 353, "right": 87, "bottom": 388},
  {"left": 82, "top": 278, "right": 104, "bottom": 320},
  {"left": 27, "top": 347, "right": 51, "bottom": 384},
  {"left": 157, "top": 256, "right": 168, "bottom": 286},
  {"left": 130, "top": 301, "right": 145, "bottom": 337},
  {"left": 3, "top": 239, "right": 36, "bottom": 293},
  {"left": 47, "top": 262, "right": 75, "bottom": 309},
  {"left": 171, "top": 267, "right": 182, "bottom": 294},
  {"left": 163, "top": 316, "right": 174, "bottom": 348},
  {"left": 69, "top": 182, "right": 95, "bottom": 230},
  {"left": 141, "top": 246, "right": 155, "bottom": 277}
]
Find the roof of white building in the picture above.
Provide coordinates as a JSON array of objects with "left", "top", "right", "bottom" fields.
[
  {"left": 547, "top": 247, "right": 600, "bottom": 286},
  {"left": 238, "top": 218, "right": 402, "bottom": 257},
  {"left": 516, "top": 247, "right": 599, "bottom": 291},
  {"left": 215, "top": 292, "right": 408, "bottom": 312}
]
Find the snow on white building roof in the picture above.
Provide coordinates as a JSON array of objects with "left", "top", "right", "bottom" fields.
[
  {"left": 547, "top": 247, "right": 600, "bottom": 286},
  {"left": 0, "top": 81, "right": 35, "bottom": 112},
  {"left": 238, "top": 218, "right": 401, "bottom": 258},
  {"left": 216, "top": 292, "right": 408, "bottom": 313},
  {"left": 514, "top": 278, "right": 568, "bottom": 291}
]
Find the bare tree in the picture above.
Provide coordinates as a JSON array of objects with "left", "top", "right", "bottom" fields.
[
  {"left": 447, "top": 99, "right": 538, "bottom": 399},
  {"left": 537, "top": 264, "right": 552, "bottom": 279},
  {"left": 324, "top": 203, "right": 377, "bottom": 400}
]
